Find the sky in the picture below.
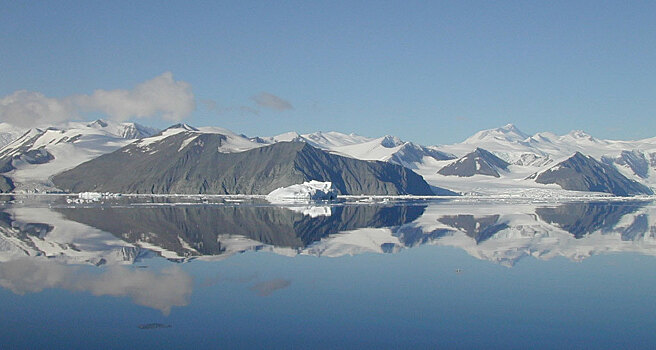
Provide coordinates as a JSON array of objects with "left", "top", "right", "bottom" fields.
[{"left": 1, "top": 1, "right": 656, "bottom": 145}]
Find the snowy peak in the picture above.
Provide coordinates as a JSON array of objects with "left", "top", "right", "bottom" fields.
[
  {"left": 379, "top": 135, "right": 405, "bottom": 148},
  {"left": 464, "top": 123, "right": 530, "bottom": 144},
  {"left": 87, "top": 119, "right": 109, "bottom": 128},
  {"left": 164, "top": 123, "right": 198, "bottom": 132},
  {"left": 302, "top": 131, "right": 372, "bottom": 148},
  {"left": 560, "top": 129, "right": 605, "bottom": 146},
  {"left": 86, "top": 119, "right": 158, "bottom": 139},
  {"left": 134, "top": 123, "right": 266, "bottom": 154}
]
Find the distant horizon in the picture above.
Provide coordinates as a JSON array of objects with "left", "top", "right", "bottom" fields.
[{"left": 3, "top": 117, "right": 654, "bottom": 146}]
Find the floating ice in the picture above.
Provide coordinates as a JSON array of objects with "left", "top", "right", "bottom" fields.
[
  {"left": 78, "top": 192, "right": 103, "bottom": 200},
  {"left": 266, "top": 181, "right": 338, "bottom": 202}
]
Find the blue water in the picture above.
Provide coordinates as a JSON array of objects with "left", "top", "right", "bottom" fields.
[{"left": 1, "top": 196, "right": 656, "bottom": 349}]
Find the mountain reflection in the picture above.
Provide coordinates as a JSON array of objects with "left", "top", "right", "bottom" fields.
[
  {"left": 437, "top": 215, "right": 509, "bottom": 243},
  {"left": 0, "top": 198, "right": 656, "bottom": 266},
  {"left": 2, "top": 198, "right": 656, "bottom": 313},
  {"left": 535, "top": 202, "right": 647, "bottom": 238},
  {"left": 55, "top": 204, "right": 426, "bottom": 259}
]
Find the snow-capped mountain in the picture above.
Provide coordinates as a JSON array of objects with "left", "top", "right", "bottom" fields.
[
  {"left": 437, "top": 124, "right": 656, "bottom": 168},
  {"left": 426, "top": 124, "right": 656, "bottom": 195},
  {"left": 0, "top": 120, "right": 158, "bottom": 192},
  {"left": 0, "top": 118, "right": 655, "bottom": 197},
  {"left": 86, "top": 119, "right": 158, "bottom": 139}
]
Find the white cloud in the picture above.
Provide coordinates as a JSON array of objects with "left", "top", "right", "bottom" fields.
[
  {"left": 73, "top": 72, "right": 195, "bottom": 122},
  {"left": 252, "top": 92, "right": 293, "bottom": 111},
  {"left": 0, "top": 72, "right": 195, "bottom": 128},
  {"left": 0, "top": 90, "right": 75, "bottom": 128}
]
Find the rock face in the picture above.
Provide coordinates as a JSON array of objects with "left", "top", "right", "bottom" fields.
[
  {"left": 52, "top": 132, "right": 439, "bottom": 195},
  {"left": 532, "top": 152, "right": 653, "bottom": 196},
  {"left": 438, "top": 148, "right": 510, "bottom": 178}
]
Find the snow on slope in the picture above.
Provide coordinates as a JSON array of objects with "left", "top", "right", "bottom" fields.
[
  {"left": 86, "top": 119, "right": 158, "bottom": 139},
  {"left": 428, "top": 124, "right": 656, "bottom": 193},
  {"left": 260, "top": 131, "right": 371, "bottom": 147},
  {"left": 0, "top": 120, "right": 158, "bottom": 192},
  {"left": 134, "top": 123, "right": 266, "bottom": 154},
  {"left": 259, "top": 131, "right": 454, "bottom": 169},
  {"left": 439, "top": 124, "right": 656, "bottom": 167}
]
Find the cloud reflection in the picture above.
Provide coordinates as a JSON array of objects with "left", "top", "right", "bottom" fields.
[
  {"left": 0, "top": 258, "right": 192, "bottom": 315},
  {"left": 250, "top": 278, "right": 292, "bottom": 296}
]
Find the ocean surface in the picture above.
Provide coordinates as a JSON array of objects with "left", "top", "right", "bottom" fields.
[{"left": 1, "top": 194, "right": 656, "bottom": 349}]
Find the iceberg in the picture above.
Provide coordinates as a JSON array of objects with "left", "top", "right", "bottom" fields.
[
  {"left": 266, "top": 181, "right": 338, "bottom": 202},
  {"left": 78, "top": 192, "right": 103, "bottom": 200}
]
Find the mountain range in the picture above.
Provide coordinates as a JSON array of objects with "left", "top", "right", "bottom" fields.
[{"left": 0, "top": 120, "right": 655, "bottom": 196}]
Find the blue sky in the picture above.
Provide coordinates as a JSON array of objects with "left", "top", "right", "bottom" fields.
[{"left": 2, "top": 1, "right": 655, "bottom": 144}]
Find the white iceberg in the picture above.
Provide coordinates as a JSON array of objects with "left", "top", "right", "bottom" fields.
[
  {"left": 266, "top": 181, "right": 338, "bottom": 202},
  {"left": 78, "top": 192, "right": 103, "bottom": 200}
]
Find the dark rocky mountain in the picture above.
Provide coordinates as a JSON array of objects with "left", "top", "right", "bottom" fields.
[
  {"left": 530, "top": 152, "right": 653, "bottom": 196},
  {"left": 52, "top": 131, "right": 443, "bottom": 195},
  {"left": 438, "top": 148, "right": 510, "bottom": 178}
]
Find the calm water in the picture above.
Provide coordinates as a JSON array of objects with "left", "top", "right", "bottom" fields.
[{"left": 1, "top": 195, "right": 656, "bottom": 349}]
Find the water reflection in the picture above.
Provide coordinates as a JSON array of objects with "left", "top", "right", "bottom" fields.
[
  {"left": 2, "top": 196, "right": 656, "bottom": 347},
  {"left": 0, "top": 198, "right": 655, "bottom": 266},
  {"left": 55, "top": 204, "right": 426, "bottom": 259}
]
